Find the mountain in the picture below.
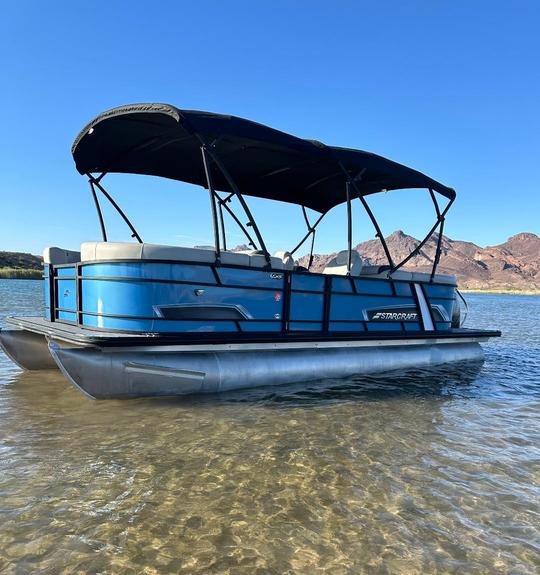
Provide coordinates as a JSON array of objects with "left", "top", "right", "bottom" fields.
[{"left": 298, "top": 231, "right": 540, "bottom": 291}]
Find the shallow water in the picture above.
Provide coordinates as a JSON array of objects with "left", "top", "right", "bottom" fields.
[{"left": 0, "top": 280, "right": 539, "bottom": 574}]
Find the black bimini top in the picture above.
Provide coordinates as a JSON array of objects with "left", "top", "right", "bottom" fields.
[{"left": 72, "top": 103, "right": 455, "bottom": 213}]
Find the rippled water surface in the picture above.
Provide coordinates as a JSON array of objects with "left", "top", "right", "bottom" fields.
[{"left": 0, "top": 280, "right": 539, "bottom": 574}]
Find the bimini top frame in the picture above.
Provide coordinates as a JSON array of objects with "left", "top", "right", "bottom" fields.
[{"left": 72, "top": 103, "right": 455, "bottom": 277}]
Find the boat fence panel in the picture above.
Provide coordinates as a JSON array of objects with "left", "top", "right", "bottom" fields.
[{"left": 46, "top": 259, "right": 455, "bottom": 335}]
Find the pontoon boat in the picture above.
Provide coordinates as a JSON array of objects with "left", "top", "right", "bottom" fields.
[{"left": 0, "top": 103, "right": 500, "bottom": 398}]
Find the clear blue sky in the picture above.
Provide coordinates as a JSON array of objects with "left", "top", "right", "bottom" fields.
[{"left": 0, "top": 1, "right": 538, "bottom": 257}]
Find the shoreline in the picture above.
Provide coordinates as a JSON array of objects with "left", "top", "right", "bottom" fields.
[
  {"left": 0, "top": 269, "right": 43, "bottom": 280},
  {"left": 460, "top": 288, "right": 540, "bottom": 296}
]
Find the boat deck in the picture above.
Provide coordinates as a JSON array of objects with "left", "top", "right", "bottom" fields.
[{"left": 5, "top": 316, "right": 501, "bottom": 350}]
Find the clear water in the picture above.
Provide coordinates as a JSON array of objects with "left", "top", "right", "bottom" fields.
[{"left": 0, "top": 280, "right": 539, "bottom": 574}]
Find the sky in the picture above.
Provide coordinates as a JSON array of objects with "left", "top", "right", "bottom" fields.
[{"left": 0, "top": 0, "right": 538, "bottom": 257}]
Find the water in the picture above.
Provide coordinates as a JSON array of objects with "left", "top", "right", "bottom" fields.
[{"left": 0, "top": 280, "right": 539, "bottom": 574}]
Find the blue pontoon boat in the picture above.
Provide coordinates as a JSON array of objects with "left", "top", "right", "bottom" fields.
[{"left": 0, "top": 103, "right": 500, "bottom": 398}]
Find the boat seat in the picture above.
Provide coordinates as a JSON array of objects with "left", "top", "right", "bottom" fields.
[
  {"left": 81, "top": 242, "right": 216, "bottom": 263},
  {"left": 80, "top": 242, "right": 290, "bottom": 270},
  {"left": 43, "top": 246, "right": 81, "bottom": 265},
  {"left": 360, "top": 265, "right": 456, "bottom": 285},
  {"left": 235, "top": 249, "right": 294, "bottom": 270},
  {"left": 322, "top": 250, "right": 363, "bottom": 276},
  {"left": 273, "top": 250, "right": 295, "bottom": 270},
  {"left": 412, "top": 272, "right": 456, "bottom": 285}
]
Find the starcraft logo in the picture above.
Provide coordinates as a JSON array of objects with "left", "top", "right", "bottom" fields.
[
  {"left": 371, "top": 311, "right": 418, "bottom": 321},
  {"left": 366, "top": 306, "right": 419, "bottom": 322}
]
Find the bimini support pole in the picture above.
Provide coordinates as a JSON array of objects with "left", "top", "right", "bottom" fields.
[
  {"left": 429, "top": 188, "right": 444, "bottom": 282},
  {"left": 290, "top": 210, "right": 326, "bottom": 264},
  {"left": 88, "top": 177, "right": 107, "bottom": 242},
  {"left": 88, "top": 175, "right": 143, "bottom": 243},
  {"left": 87, "top": 180, "right": 107, "bottom": 242},
  {"left": 218, "top": 201, "right": 227, "bottom": 252},
  {"left": 345, "top": 180, "right": 353, "bottom": 274},
  {"left": 336, "top": 164, "right": 395, "bottom": 269},
  {"left": 390, "top": 192, "right": 454, "bottom": 276},
  {"left": 216, "top": 194, "right": 258, "bottom": 251},
  {"left": 205, "top": 147, "right": 272, "bottom": 268},
  {"left": 430, "top": 218, "right": 445, "bottom": 282},
  {"left": 200, "top": 146, "right": 221, "bottom": 262},
  {"left": 301, "top": 206, "right": 317, "bottom": 269}
]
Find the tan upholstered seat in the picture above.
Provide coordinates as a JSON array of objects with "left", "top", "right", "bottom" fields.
[
  {"left": 43, "top": 247, "right": 81, "bottom": 265},
  {"left": 80, "top": 242, "right": 290, "bottom": 269},
  {"left": 359, "top": 265, "right": 456, "bottom": 285},
  {"left": 322, "top": 250, "right": 363, "bottom": 276},
  {"left": 81, "top": 242, "right": 216, "bottom": 263},
  {"left": 273, "top": 250, "right": 295, "bottom": 270}
]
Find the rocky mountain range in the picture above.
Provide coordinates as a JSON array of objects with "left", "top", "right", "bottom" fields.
[{"left": 297, "top": 231, "right": 540, "bottom": 291}]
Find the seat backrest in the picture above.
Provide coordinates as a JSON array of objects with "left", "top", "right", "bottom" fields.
[
  {"left": 43, "top": 247, "right": 81, "bottom": 265},
  {"left": 80, "top": 242, "right": 216, "bottom": 263},
  {"left": 322, "top": 250, "right": 362, "bottom": 276},
  {"left": 273, "top": 250, "right": 295, "bottom": 270},
  {"left": 80, "top": 242, "right": 288, "bottom": 270},
  {"left": 360, "top": 265, "right": 457, "bottom": 285}
]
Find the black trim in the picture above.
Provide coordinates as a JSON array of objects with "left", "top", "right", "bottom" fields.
[
  {"left": 76, "top": 262, "right": 82, "bottom": 325},
  {"left": 78, "top": 310, "right": 283, "bottom": 322},
  {"left": 323, "top": 276, "right": 332, "bottom": 332},
  {"left": 50, "top": 259, "right": 457, "bottom": 287},
  {"left": 31, "top": 322, "right": 501, "bottom": 348},
  {"left": 47, "top": 265, "right": 55, "bottom": 323},
  {"left": 283, "top": 271, "right": 292, "bottom": 332},
  {"left": 64, "top": 309, "right": 423, "bottom": 326},
  {"left": 211, "top": 266, "right": 222, "bottom": 285}
]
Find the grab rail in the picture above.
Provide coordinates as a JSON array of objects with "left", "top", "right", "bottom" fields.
[{"left": 456, "top": 288, "right": 469, "bottom": 327}]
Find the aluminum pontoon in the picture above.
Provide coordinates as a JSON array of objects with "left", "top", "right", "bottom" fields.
[{"left": 0, "top": 103, "right": 500, "bottom": 398}]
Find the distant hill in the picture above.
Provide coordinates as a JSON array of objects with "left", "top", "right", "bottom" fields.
[
  {"left": 298, "top": 231, "right": 540, "bottom": 292},
  {"left": 0, "top": 251, "right": 43, "bottom": 279}
]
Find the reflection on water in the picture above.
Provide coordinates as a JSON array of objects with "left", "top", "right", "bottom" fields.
[{"left": 1, "top": 281, "right": 539, "bottom": 573}]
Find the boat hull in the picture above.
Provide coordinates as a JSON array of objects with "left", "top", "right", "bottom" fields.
[
  {"left": 0, "top": 329, "right": 58, "bottom": 370},
  {"left": 48, "top": 340, "right": 484, "bottom": 399}
]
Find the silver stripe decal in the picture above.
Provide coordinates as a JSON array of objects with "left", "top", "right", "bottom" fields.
[
  {"left": 414, "top": 283, "right": 434, "bottom": 331},
  {"left": 125, "top": 363, "right": 205, "bottom": 380}
]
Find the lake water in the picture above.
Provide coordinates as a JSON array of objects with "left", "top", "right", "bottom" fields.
[{"left": 0, "top": 279, "right": 539, "bottom": 574}]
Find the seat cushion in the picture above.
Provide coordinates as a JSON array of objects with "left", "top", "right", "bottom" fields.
[
  {"left": 360, "top": 265, "right": 456, "bottom": 285},
  {"left": 237, "top": 249, "right": 285, "bottom": 269},
  {"left": 219, "top": 251, "right": 251, "bottom": 266},
  {"left": 412, "top": 272, "right": 456, "bottom": 285},
  {"left": 43, "top": 247, "right": 81, "bottom": 265},
  {"left": 323, "top": 250, "right": 362, "bottom": 276},
  {"left": 80, "top": 242, "right": 288, "bottom": 270},
  {"left": 273, "top": 250, "right": 295, "bottom": 270},
  {"left": 81, "top": 242, "right": 215, "bottom": 263}
]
